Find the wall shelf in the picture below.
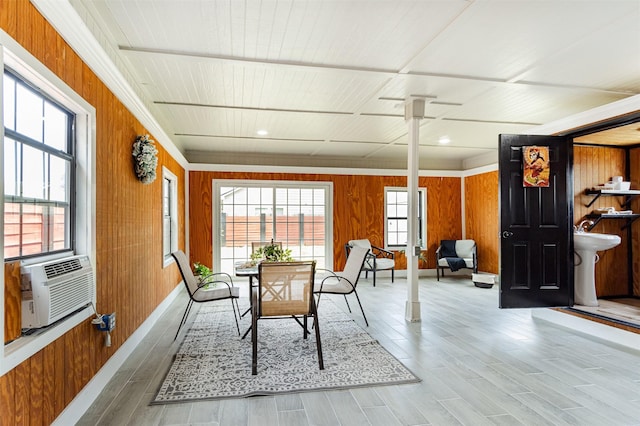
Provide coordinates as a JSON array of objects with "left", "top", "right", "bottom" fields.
[
  {"left": 585, "top": 213, "right": 640, "bottom": 230},
  {"left": 584, "top": 189, "right": 640, "bottom": 209}
]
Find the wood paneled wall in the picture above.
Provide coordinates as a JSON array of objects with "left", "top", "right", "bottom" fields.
[
  {"left": 573, "top": 145, "right": 632, "bottom": 297},
  {"left": 189, "top": 171, "right": 462, "bottom": 272},
  {"left": 0, "top": 1, "right": 185, "bottom": 424},
  {"left": 465, "top": 171, "right": 499, "bottom": 274},
  {"left": 3, "top": 262, "right": 21, "bottom": 344}
]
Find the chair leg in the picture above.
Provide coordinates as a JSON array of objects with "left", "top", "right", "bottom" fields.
[
  {"left": 230, "top": 297, "right": 241, "bottom": 336},
  {"left": 343, "top": 294, "right": 352, "bottom": 312},
  {"left": 251, "top": 303, "right": 258, "bottom": 375},
  {"left": 372, "top": 270, "right": 376, "bottom": 287},
  {"left": 174, "top": 299, "right": 194, "bottom": 341},
  {"left": 391, "top": 268, "right": 394, "bottom": 283},
  {"left": 303, "top": 315, "right": 308, "bottom": 339},
  {"left": 352, "top": 291, "right": 369, "bottom": 327},
  {"left": 312, "top": 300, "right": 324, "bottom": 370},
  {"left": 436, "top": 266, "right": 440, "bottom": 281}
]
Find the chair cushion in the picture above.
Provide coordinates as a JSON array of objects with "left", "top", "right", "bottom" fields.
[
  {"left": 192, "top": 285, "right": 239, "bottom": 302},
  {"left": 314, "top": 276, "right": 353, "bottom": 294},
  {"left": 349, "top": 239, "right": 372, "bottom": 250},
  {"left": 454, "top": 240, "right": 476, "bottom": 258},
  {"left": 365, "top": 258, "right": 394, "bottom": 270},
  {"left": 438, "top": 258, "right": 475, "bottom": 269}
]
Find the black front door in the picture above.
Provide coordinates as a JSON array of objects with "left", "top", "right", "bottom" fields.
[{"left": 499, "top": 134, "right": 573, "bottom": 308}]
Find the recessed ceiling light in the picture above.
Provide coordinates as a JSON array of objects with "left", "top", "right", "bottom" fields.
[
  {"left": 256, "top": 129, "right": 268, "bottom": 136},
  {"left": 438, "top": 136, "right": 451, "bottom": 144}
]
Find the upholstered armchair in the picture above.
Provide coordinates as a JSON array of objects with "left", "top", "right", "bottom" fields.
[{"left": 435, "top": 239, "right": 478, "bottom": 281}]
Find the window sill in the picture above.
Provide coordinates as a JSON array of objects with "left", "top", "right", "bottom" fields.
[
  {"left": 1, "top": 306, "right": 93, "bottom": 376},
  {"left": 163, "top": 255, "right": 175, "bottom": 269}
]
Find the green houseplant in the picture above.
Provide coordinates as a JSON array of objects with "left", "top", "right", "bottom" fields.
[
  {"left": 250, "top": 242, "right": 294, "bottom": 264},
  {"left": 193, "top": 262, "right": 217, "bottom": 288}
]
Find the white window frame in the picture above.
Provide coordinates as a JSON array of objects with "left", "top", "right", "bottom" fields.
[
  {"left": 212, "top": 179, "right": 333, "bottom": 272},
  {"left": 384, "top": 187, "right": 427, "bottom": 250},
  {"left": 3, "top": 68, "right": 75, "bottom": 260},
  {"left": 162, "top": 166, "right": 178, "bottom": 267},
  {"left": 0, "top": 32, "right": 96, "bottom": 376}
]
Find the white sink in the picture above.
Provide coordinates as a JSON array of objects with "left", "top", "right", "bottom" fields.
[
  {"left": 574, "top": 232, "right": 621, "bottom": 251},
  {"left": 574, "top": 232, "right": 621, "bottom": 307}
]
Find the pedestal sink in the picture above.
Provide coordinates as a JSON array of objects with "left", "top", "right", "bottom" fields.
[{"left": 574, "top": 232, "right": 621, "bottom": 306}]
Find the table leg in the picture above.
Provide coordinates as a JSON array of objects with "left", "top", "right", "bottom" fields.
[{"left": 241, "top": 275, "right": 255, "bottom": 318}]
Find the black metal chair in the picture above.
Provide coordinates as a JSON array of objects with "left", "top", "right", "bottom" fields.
[
  {"left": 345, "top": 239, "right": 395, "bottom": 286},
  {"left": 315, "top": 245, "right": 370, "bottom": 326},
  {"left": 171, "top": 250, "right": 241, "bottom": 340}
]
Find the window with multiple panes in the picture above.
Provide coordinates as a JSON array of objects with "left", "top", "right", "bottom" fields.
[
  {"left": 162, "top": 167, "right": 178, "bottom": 265},
  {"left": 3, "top": 69, "right": 75, "bottom": 260},
  {"left": 214, "top": 181, "right": 332, "bottom": 271},
  {"left": 384, "top": 187, "right": 426, "bottom": 249}
]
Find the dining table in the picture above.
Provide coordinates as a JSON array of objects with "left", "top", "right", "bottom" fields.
[{"left": 234, "top": 263, "right": 259, "bottom": 338}]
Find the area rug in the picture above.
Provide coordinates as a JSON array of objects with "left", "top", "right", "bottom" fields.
[{"left": 152, "top": 298, "right": 420, "bottom": 403}]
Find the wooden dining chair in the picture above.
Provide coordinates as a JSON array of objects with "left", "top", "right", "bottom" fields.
[{"left": 251, "top": 260, "right": 323, "bottom": 375}]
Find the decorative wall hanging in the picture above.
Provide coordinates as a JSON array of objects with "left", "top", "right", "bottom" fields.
[
  {"left": 132, "top": 134, "right": 158, "bottom": 184},
  {"left": 523, "top": 145, "right": 550, "bottom": 187}
]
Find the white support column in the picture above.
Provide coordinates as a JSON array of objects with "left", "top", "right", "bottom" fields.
[{"left": 404, "top": 99, "right": 423, "bottom": 322}]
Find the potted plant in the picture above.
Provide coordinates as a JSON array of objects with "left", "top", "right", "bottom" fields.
[
  {"left": 193, "top": 262, "right": 217, "bottom": 289},
  {"left": 250, "top": 242, "right": 294, "bottom": 264}
]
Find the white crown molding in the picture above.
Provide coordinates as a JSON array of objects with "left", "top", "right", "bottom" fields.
[
  {"left": 188, "top": 162, "right": 467, "bottom": 177},
  {"left": 526, "top": 94, "right": 640, "bottom": 136},
  {"left": 30, "top": 0, "right": 188, "bottom": 170},
  {"left": 461, "top": 163, "right": 499, "bottom": 177}
]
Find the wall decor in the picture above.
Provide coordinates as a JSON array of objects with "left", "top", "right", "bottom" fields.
[
  {"left": 132, "top": 134, "right": 158, "bottom": 184},
  {"left": 523, "top": 145, "right": 550, "bottom": 187}
]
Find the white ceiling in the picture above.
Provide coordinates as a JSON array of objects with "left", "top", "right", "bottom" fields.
[{"left": 69, "top": 0, "right": 640, "bottom": 170}]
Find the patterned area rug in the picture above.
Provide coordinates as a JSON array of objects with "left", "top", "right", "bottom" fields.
[{"left": 152, "top": 298, "right": 420, "bottom": 403}]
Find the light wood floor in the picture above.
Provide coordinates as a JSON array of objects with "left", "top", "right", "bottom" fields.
[{"left": 77, "top": 276, "right": 640, "bottom": 426}]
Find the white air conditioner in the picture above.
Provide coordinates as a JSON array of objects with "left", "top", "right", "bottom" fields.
[{"left": 21, "top": 255, "right": 95, "bottom": 329}]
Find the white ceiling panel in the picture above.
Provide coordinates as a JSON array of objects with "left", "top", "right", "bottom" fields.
[
  {"left": 157, "top": 104, "right": 355, "bottom": 140},
  {"left": 445, "top": 84, "right": 630, "bottom": 124},
  {"left": 89, "top": 0, "right": 470, "bottom": 69},
  {"left": 70, "top": 0, "right": 640, "bottom": 170},
  {"left": 514, "top": 13, "right": 640, "bottom": 91},
  {"left": 181, "top": 135, "right": 324, "bottom": 156},
  {"left": 405, "top": 1, "right": 640, "bottom": 80},
  {"left": 416, "top": 119, "right": 532, "bottom": 149},
  {"left": 122, "top": 51, "right": 393, "bottom": 112}
]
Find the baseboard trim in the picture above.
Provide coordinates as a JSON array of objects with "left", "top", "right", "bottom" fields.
[{"left": 52, "top": 284, "right": 183, "bottom": 425}]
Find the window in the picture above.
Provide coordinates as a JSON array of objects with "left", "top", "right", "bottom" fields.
[
  {"left": 3, "top": 69, "right": 74, "bottom": 260},
  {"left": 162, "top": 167, "right": 178, "bottom": 265},
  {"left": 0, "top": 35, "right": 95, "bottom": 375},
  {"left": 384, "top": 187, "right": 426, "bottom": 249},
  {"left": 214, "top": 181, "right": 333, "bottom": 271}
]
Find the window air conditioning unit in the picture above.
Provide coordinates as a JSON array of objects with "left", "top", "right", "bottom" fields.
[{"left": 21, "top": 255, "right": 95, "bottom": 329}]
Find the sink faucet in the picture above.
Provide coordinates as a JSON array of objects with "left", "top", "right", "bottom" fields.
[{"left": 575, "top": 220, "right": 594, "bottom": 233}]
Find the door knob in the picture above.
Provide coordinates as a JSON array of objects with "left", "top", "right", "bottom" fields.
[{"left": 502, "top": 231, "right": 513, "bottom": 238}]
